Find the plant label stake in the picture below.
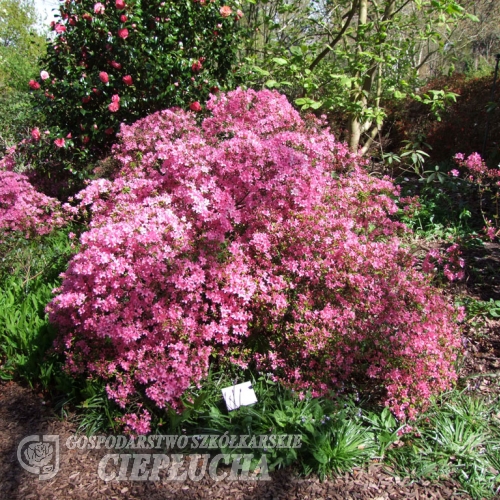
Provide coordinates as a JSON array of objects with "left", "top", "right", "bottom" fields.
[{"left": 221, "top": 381, "right": 257, "bottom": 411}]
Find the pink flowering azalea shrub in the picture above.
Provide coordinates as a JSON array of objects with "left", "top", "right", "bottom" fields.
[
  {"left": 0, "top": 161, "right": 63, "bottom": 237},
  {"left": 453, "top": 152, "right": 500, "bottom": 241},
  {"left": 47, "top": 89, "right": 462, "bottom": 432},
  {"left": 422, "top": 243, "right": 466, "bottom": 282}
]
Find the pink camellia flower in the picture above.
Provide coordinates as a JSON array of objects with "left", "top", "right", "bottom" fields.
[
  {"left": 31, "top": 128, "right": 41, "bottom": 141},
  {"left": 220, "top": 5, "right": 232, "bottom": 17},
  {"left": 108, "top": 101, "right": 120, "bottom": 112},
  {"left": 55, "top": 24, "right": 67, "bottom": 34},
  {"left": 120, "top": 14, "right": 127, "bottom": 22},
  {"left": 54, "top": 138, "right": 65, "bottom": 148},
  {"left": 99, "top": 71, "right": 109, "bottom": 83},
  {"left": 109, "top": 60, "right": 122, "bottom": 69},
  {"left": 28, "top": 80, "right": 40, "bottom": 90},
  {"left": 122, "top": 75, "right": 133, "bottom": 85},
  {"left": 111, "top": 94, "right": 120, "bottom": 103},
  {"left": 94, "top": 2, "right": 105, "bottom": 14},
  {"left": 66, "top": 132, "right": 72, "bottom": 139},
  {"left": 118, "top": 28, "right": 129, "bottom": 39},
  {"left": 236, "top": 9, "right": 243, "bottom": 20},
  {"left": 189, "top": 101, "right": 202, "bottom": 112},
  {"left": 116, "top": 0, "right": 126, "bottom": 9},
  {"left": 40, "top": 70, "right": 49, "bottom": 80}
]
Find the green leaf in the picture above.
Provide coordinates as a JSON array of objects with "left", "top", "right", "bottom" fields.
[
  {"left": 264, "top": 79, "right": 278, "bottom": 88},
  {"left": 272, "top": 57, "right": 288, "bottom": 66}
]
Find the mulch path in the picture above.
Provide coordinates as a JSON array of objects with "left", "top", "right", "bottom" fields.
[{"left": 0, "top": 381, "right": 471, "bottom": 499}]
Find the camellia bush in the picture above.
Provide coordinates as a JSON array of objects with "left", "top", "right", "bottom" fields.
[
  {"left": 47, "top": 88, "right": 462, "bottom": 434},
  {"left": 17, "top": 0, "right": 241, "bottom": 183}
]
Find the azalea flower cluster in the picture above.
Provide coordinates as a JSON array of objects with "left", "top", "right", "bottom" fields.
[
  {"left": 48, "top": 89, "right": 462, "bottom": 433},
  {"left": 454, "top": 152, "right": 500, "bottom": 241},
  {"left": 422, "top": 243, "right": 465, "bottom": 282},
  {"left": 0, "top": 167, "right": 63, "bottom": 238}
]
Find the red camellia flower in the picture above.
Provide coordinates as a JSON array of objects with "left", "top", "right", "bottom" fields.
[
  {"left": 31, "top": 128, "right": 41, "bottom": 141},
  {"left": 111, "top": 94, "right": 120, "bottom": 103},
  {"left": 69, "top": 17, "right": 77, "bottom": 26},
  {"left": 116, "top": 0, "right": 126, "bottom": 9},
  {"left": 82, "top": 96, "right": 91, "bottom": 104},
  {"left": 82, "top": 136, "right": 90, "bottom": 144},
  {"left": 191, "top": 60, "right": 203, "bottom": 73},
  {"left": 120, "top": 14, "right": 127, "bottom": 22},
  {"left": 82, "top": 13, "right": 93, "bottom": 21},
  {"left": 122, "top": 75, "right": 133, "bottom": 85},
  {"left": 105, "top": 127, "right": 114, "bottom": 135},
  {"left": 99, "top": 71, "right": 109, "bottom": 83},
  {"left": 54, "top": 138, "right": 65, "bottom": 148},
  {"left": 28, "top": 80, "right": 40, "bottom": 90},
  {"left": 118, "top": 28, "right": 129, "bottom": 39},
  {"left": 55, "top": 24, "right": 67, "bottom": 33},
  {"left": 108, "top": 101, "right": 120, "bottom": 112},
  {"left": 189, "top": 101, "right": 202, "bottom": 112},
  {"left": 109, "top": 60, "right": 122, "bottom": 69}
]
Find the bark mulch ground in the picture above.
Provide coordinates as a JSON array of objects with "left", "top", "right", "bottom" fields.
[{"left": 0, "top": 381, "right": 471, "bottom": 499}]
